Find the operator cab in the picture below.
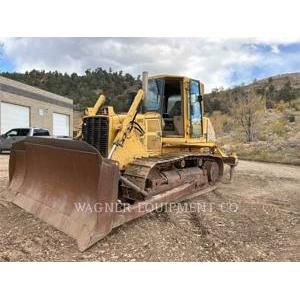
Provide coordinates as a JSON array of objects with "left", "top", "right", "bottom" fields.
[{"left": 143, "top": 75, "right": 203, "bottom": 139}]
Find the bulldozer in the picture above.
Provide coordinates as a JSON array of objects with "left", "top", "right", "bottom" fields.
[{"left": 7, "top": 72, "right": 238, "bottom": 251}]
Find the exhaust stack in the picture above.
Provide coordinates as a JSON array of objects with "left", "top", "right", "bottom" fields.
[{"left": 142, "top": 71, "right": 148, "bottom": 102}]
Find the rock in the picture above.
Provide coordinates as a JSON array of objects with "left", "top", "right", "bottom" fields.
[{"left": 0, "top": 200, "right": 9, "bottom": 208}]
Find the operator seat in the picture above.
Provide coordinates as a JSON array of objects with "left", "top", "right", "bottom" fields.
[{"left": 169, "top": 100, "right": 183, "bottom": 135}]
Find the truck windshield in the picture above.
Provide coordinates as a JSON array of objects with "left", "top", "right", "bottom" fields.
[{"left": 5, "top": 128, "right": 30, "bottom": 137}]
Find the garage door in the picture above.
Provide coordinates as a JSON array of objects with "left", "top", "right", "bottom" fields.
[
  {"left": 53, "top": 113, "right": 70, "bottom": 136},
  {"left": 0, "top": 102, "right": 30, "bottom": 134}
]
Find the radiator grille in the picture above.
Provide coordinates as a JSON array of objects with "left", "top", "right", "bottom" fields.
[{"left": 82, "top": 116, "right": 109, "bottom": 157}]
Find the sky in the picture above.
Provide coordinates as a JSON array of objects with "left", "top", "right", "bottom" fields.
[{"left": 1, "top": 37, "right": 300, "bottom": 91}]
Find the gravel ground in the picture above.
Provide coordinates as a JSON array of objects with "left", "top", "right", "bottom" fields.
[{"left": 0, "top": 153, "right": 299, "bottom": 261}]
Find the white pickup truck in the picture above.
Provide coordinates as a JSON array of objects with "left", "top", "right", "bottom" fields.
[{"left": 0, "top": 127, "right": 51, "bottom": 152}]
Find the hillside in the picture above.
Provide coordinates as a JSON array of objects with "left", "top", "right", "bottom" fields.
[
  {"left": 1, "top": 69, "right": 300, "bottom": 164},
  {"left": 204, "top": 72, "right": 300, "bottom": 114},
  {"left": 204, "top": 73, "right": 300, "bottom": 165},
  {"left": 2, "top": 69, "right": 300, "bottom": 112},
  {"left": 251, "top": 72, "right": 300, "bottom": 89},
  {"left": 0, "top": 69, "right": 141, "bottom": 110}
]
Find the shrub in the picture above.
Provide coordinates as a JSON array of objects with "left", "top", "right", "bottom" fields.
[
  {"left": 271, "top": 120, "right": 288, "bottom": 137},
  {"left": 275, "top": 101, "right": 289, "bottom": 112},
  {"left": 288, "top": 114, "right": 295, "bottom": 123},
  {"left": 209, "top": 111, "right": 233, "bottom": 136}
]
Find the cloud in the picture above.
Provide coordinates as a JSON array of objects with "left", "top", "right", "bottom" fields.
[
  {"left": 271, "top": 45, "right": 280, "bottom": 54},
  {"left": 1, "top": 37, "right": 300, "bottom": 91}
]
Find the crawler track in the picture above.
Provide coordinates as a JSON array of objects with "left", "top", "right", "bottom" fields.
[{"left": 120, "top": 153, "right": 224, "bottom": 202}]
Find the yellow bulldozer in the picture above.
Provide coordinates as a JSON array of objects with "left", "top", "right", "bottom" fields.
[{"left": 7, "top": 72, "right": 237, "bottom": 251}]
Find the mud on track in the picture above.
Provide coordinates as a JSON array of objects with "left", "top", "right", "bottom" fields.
[{"left": 0, "top": 154, "right": 299, "bottom": 261}]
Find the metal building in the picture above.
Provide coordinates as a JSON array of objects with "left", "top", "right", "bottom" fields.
[{"left": 0, "top": 75, "right": 73, "bottom": 136}]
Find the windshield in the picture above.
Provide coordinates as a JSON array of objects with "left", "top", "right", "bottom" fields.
[
  {"left": 5, "top": 128, "right": 30, "bottom": 137},
  {"left": 108, "top": 79, "right": 163, "bottom": 114},
  {"left": 142, "top": 79, "right": 163, "bottom": 112}
]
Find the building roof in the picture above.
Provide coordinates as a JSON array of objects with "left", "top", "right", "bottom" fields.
[{"left": 0, "top": 75, "right": 73, "bottom": 109}]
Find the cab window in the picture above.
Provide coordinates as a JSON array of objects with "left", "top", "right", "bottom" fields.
[
  {"left": 33, "top": 129, "right": 50, "bottom": 136},
  {"left": 190, "top": 80, "right": 202, "bottom": 138},
  {"left": 143, "top": 79, "right": 163, "bottom": 112},
  {"left": 18, "top": 129, "right": 30, "bottom": 136}
]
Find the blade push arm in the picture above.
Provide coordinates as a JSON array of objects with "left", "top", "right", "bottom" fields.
[
  {"left": 108, "top": 89, "right": 144, "bottom": 158},
  {"left": 85, "top": 94, "right": 106, "bottom": 116}
]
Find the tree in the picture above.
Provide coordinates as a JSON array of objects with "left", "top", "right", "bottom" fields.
[
  {"left": 256, "top": 77, "right": 277, "bottom": 111},
  {"left": 1, "top": 68, "right": 142, "bottom": 110},
  {"left": 233, "top": 88, "right": 263, "bottom": 143},
  {"left": 278, "top": 80, "right": 296, "bottom": 107}
]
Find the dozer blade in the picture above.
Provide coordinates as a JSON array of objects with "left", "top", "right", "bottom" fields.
[{"left": 7, "top": 137, "right": 119, "bottom": 251}]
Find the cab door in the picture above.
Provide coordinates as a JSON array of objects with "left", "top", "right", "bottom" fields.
[
  {"left": 161, "top": 78, "right": 184, "bottom": 137},
  {"left": 189, "top": 80, "right": 203, "bottom": 139}
]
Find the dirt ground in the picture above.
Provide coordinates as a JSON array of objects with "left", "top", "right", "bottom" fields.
[{"left": 0, "top": 153, "right": 299, "bottom": 261}]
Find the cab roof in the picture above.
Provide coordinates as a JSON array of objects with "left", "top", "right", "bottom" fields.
[{"left": 149, "top": 74, "right": 189, "bottom": 80}]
